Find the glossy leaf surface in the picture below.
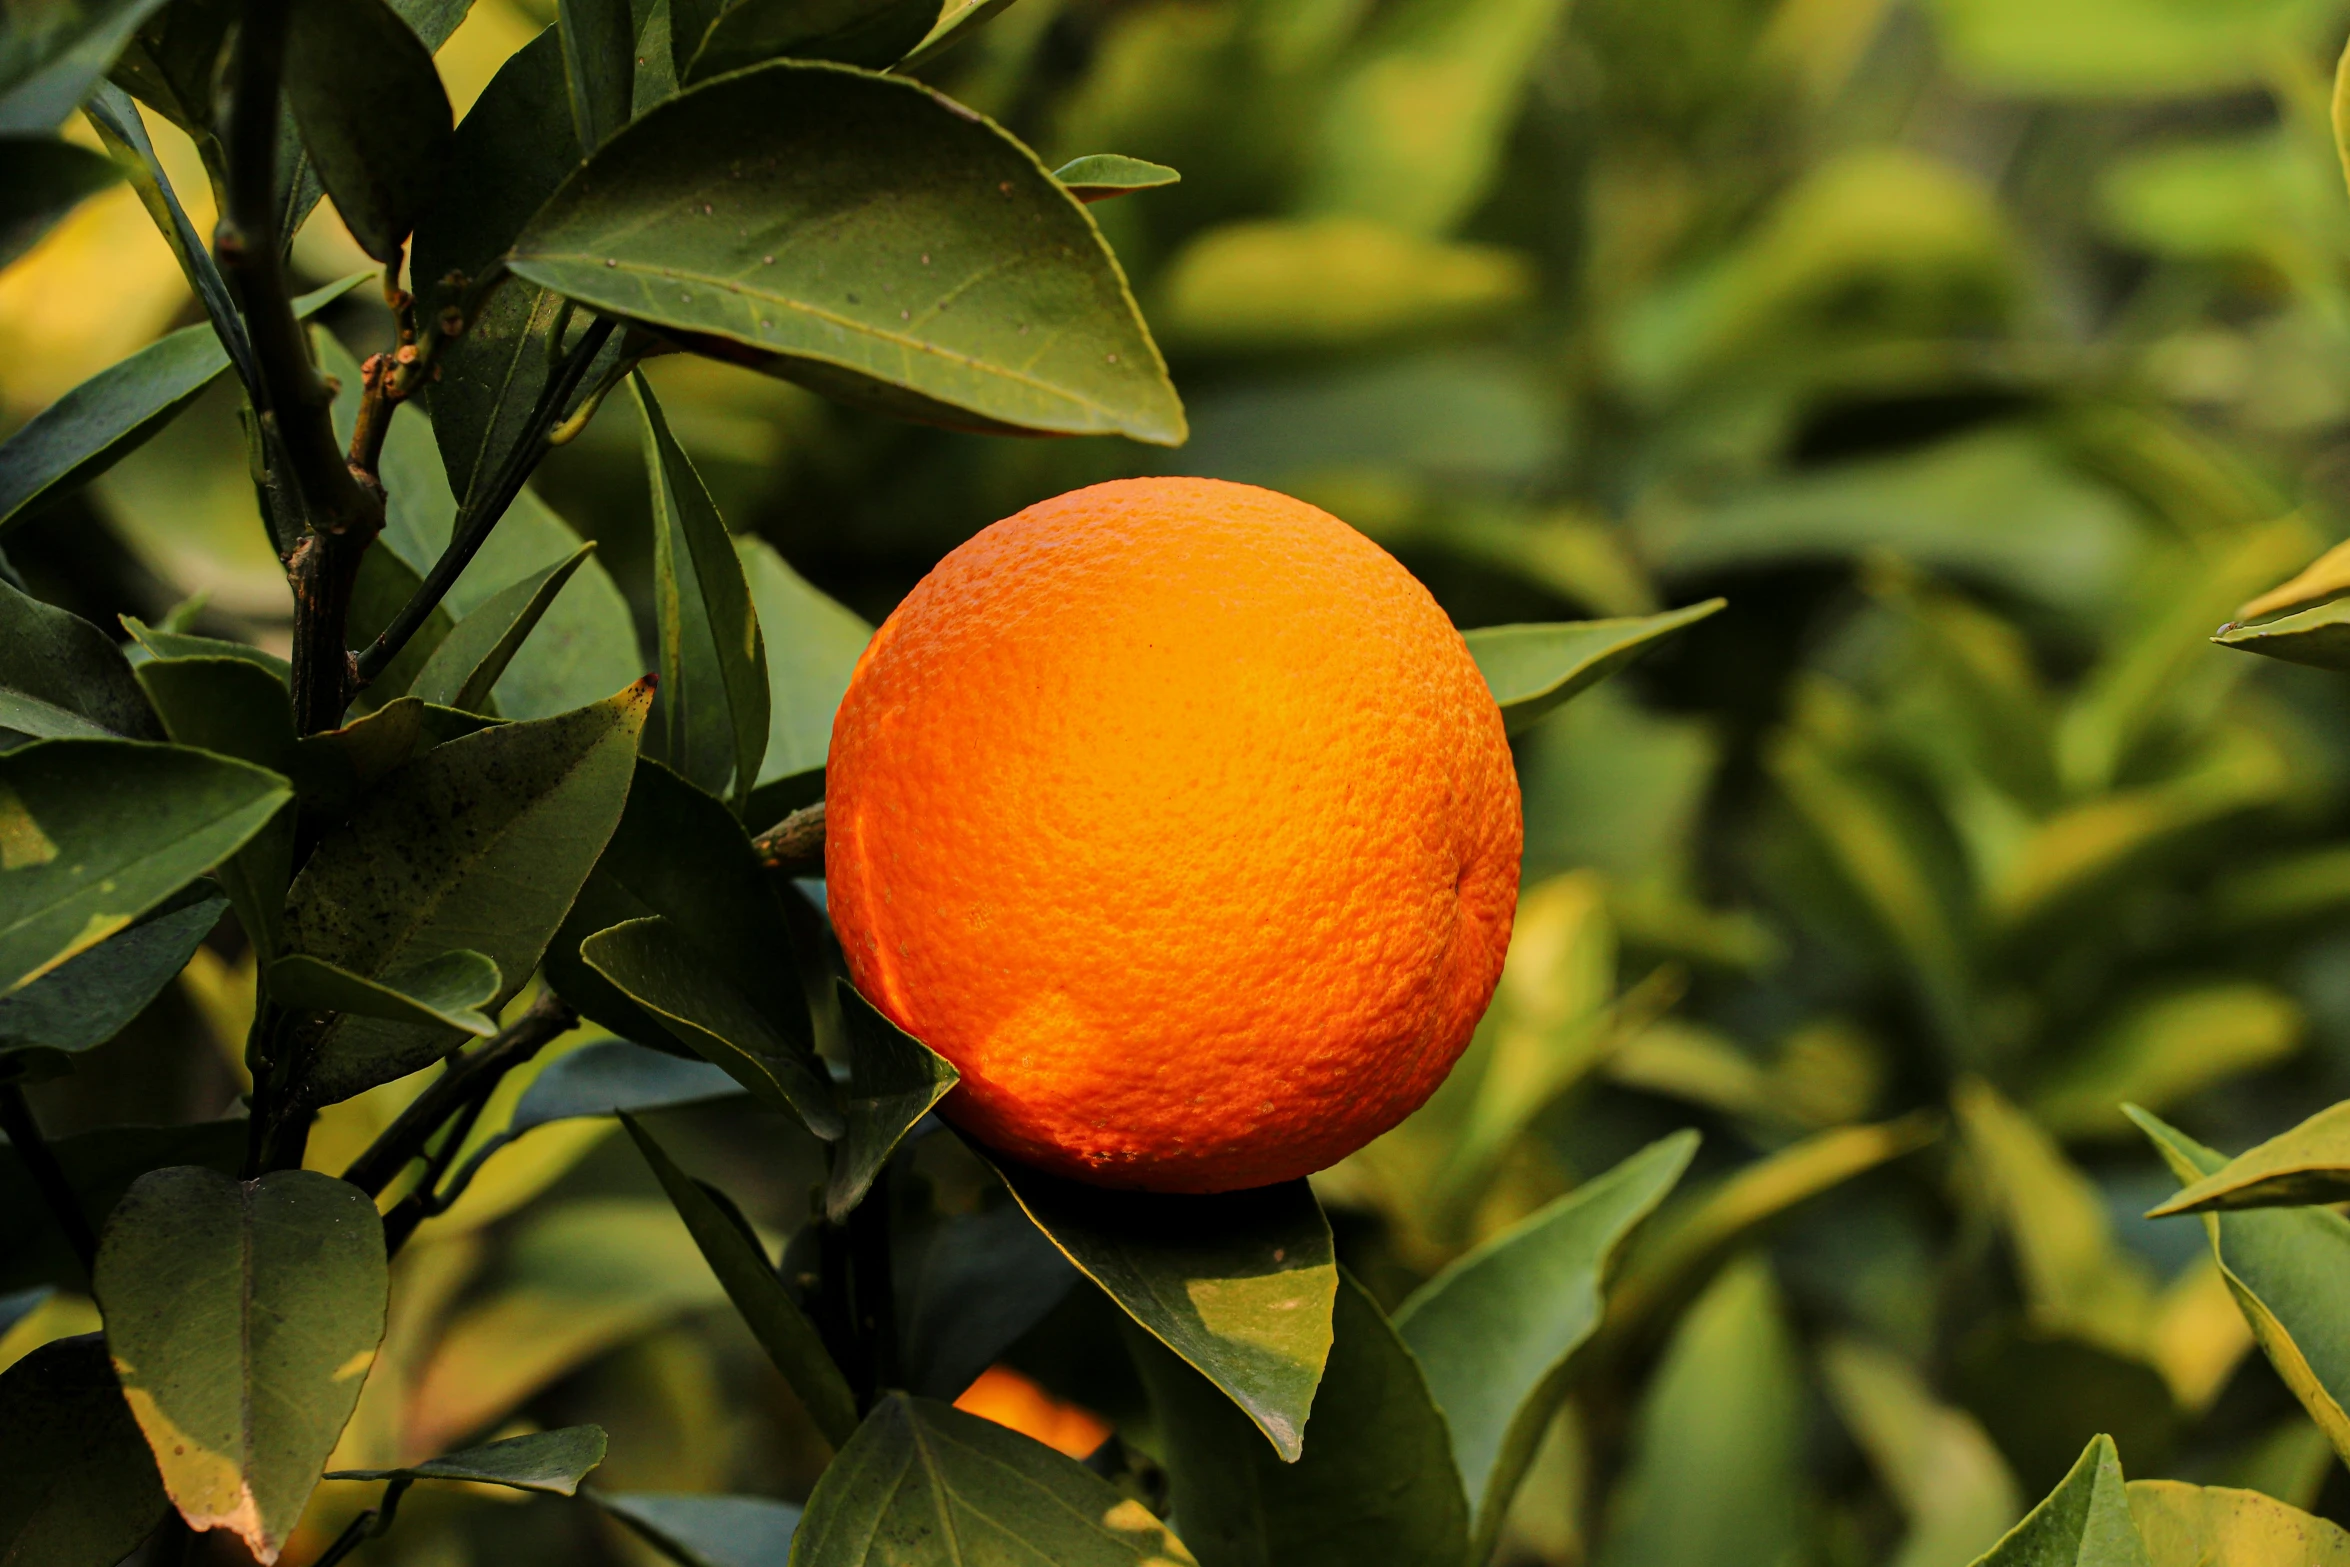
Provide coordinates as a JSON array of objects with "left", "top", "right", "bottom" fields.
[
  {"left": 0, "top": 276, "right": 362, "bottom": 532},
  {"left": 623, "top": 1115, "right": 859, "bottom": 1448},
  {"left": 269, "top": 949, "right": 502, "bottom": 1036},
  {"left": 0, "top": 577, "right": 156, "bottom": 739},
  {"left": 287, "top": 681, "right": 649, "bottom": 1103},
  {"left": 327, "top": 1425, "right": 607, "bottom": 1494},
  {"left": 2147, "top": 1098, "right": 2350, "bottom": 1214},
  {"left": 634, "top": 376, "right": 768, "bottom": 810},
  {"left": 582, "top": 915, "right": 842, "bottom": 1137},
  {"left": 1466, "top": 600, "right": 1726, "bottom": 734},
  {"left": 1136, "top": 1270, "right": 1465, "bottom": 1567},
  {"left": 2213, "top": 598, "right": 2350, "bottom": 671},
  {"left": 0, "top": 1334, "right": 168, "bottom": 1567},
  {"left": 558, "top": 0, "right": 633, "bottom": 152},
  {"left": 684, "top": 0, "right": 940, "bottom": 77},
  {"left": 825, "top": 982, "right": 956, "bottom": 1220},
  {"left": 1395, "top": 1131, "right": 1695, "bottom": 1553},
  {"left": 599, "top": 1492, "right": 804, "bottom": 1567},
  {"left": 408, "top": 543, "right": 597, "bottom": 714},
  {"left": 986, "top": 1154, "right": 1335, "bottom": 1461},
  {"left": 0, "top": 886, "right": 224, "bottom": 1052},
  {"left": 0, "top": 0, "right": 172, "bottom": 133},
  {"left": 895, "top": 1201, "right": 1077, "bottom": 1402},
  {"left": 790, "top": 1392, "right": 1196, "bottom": 1566},
  {"left": 93, "top": 1167, "right": 388, "bottom": 1564},
  {"left": 284, "top": 0, "right": 451, "bottom": 260},
  {"left": 0, "top": 738, "right": 289, "bottom": 994},
  {"left": 506, "top": 61, "right": 1185, "bottom": 444},
  {"left": 1970, "top": 1436, "right": 2151, "bottom": 1567},
  {"left": 0, "top": 136, "right": 118, "bottom": 268}
]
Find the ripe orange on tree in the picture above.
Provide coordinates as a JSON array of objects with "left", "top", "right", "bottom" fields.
[{"left": 826, "top": 477, "right": 1522, "bottom": 1192}]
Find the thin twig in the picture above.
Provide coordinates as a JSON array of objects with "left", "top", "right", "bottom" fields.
[
  {"left": 751, "top": 800, "right": 826, "bottom": 875},
  {"left": 340, "top": 992, "right": 578, "bottom": 1198},
  {"left": 353, "top": 315, "right": 617, "bottom": 685},
  {"left": 0, "top": 1083, "right": 96, "bottom": 1279}
]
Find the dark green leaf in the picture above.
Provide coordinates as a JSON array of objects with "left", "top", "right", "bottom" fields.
[
  {"left": 895, "top": 1201, "right": 1076, "bottom": 1402},
  {"left": 826, "top": 982, "right": 956, "bottom": 1221},
  {"left": 2147, "top": 1098, "right": 2350, "bottom": 1214},
  {"left": 0, "top": 136, "right": 118, "bottom": 267},
  {"left": 1135, "top": 1270, "right": 1464, "bottom": 1566},
  {"left": 559, "top": 0, "right": 633, "bottom": 152},
  {"left": 0, "top": 577, "right": 158, "bottom": 739},
  {"left": 326, "top": 1425, "right": 608, "bottom": 1495},
  {"left": 1465, "top": 600, "right": 1727, "bottom": 735},
  {"left": 286, "top": 680, "right": 651, "bottom": 1103},
  {"left": 92, "top": 1166, "right": 388, "bottom": 1563},
  {"left": 104, "top": 0, "right": 233, "bottom": 140},
  {"left": 895, "top": 0, "right": 1016, "bottom": 69},
  {"left": 633, "top": 375, "right": 768, "bottom": 811},
  {"left": 0, "top": 738, "right": 290, "bottom": 994},
  {"left": 0, "top": 1335, "right": 168, "bottom": 1567},
  {"left": 438, "top": 1037, "right": 741, "bottom": 1199},
  {"left": 0, "top": 275, "right": 363, "bottom": 532},
  {"left": 1594, "top": 1259, "right": 1810, "bottom": 1567},
  {"left": 1395, "top": 1131, "right": 1696, "bottom": 1556},
  {"left": 269, "top": 949, "right": 502, "bottom": 1035},
  {"left": 985, "top": 1154, "right": 1335, "bottom": 1462},
  {"left": 790, "top": 1392, "right": 1195, "bottom": 1566},
  {"left": 596, "top": 1492, "right": 803, "bottom": 1567},
  {"left": 0, "top": 0, "right": 171, "bottom": 133},
  {"left": 506, "top": 61, "right": 1185, "bottom": 444},
  {"left": 120, "top": 617, "right": 293, "bottom": 682},
  {"left": 348, "top": 544, "right": 457, "bottom": 711},
  {"left": 2129, "top": 1107, "right": 2350, "bottom": 1466},
  {"left": 1052, "top": 154, "right": 1180, "bottom": 203},
  {"left": 737, "top": 537, "right": 866, "bottom": 785},
  {"left": 0, "top": 1118, "right": 244, "bottom": 1294},
  {"left": 284, "top": 0, "right": 450, "bottom": 260},
  {"left": 1970, "top": 1436, "right": 2151, "bottom": 1567},
  {"left": 0, "top": 885, "right": 225, "bottom": 1052},
  {"left": 622, "top": 1114, "right": 859, "bottom": 1448},
  {"left": 582, "top": 915, "right": 842, "bottom": 1136},
  {"left": 684, "top": 0, "right": 940, "bottom": 78},
  {"left": 409, "top": 543, "right": 597, "bottom": 714}
]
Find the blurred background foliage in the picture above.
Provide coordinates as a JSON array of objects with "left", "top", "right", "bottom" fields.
[{"left": 18, "top": 0, "right": 2350, "bottom": 1559}]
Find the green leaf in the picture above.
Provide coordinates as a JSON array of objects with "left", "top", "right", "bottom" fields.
[
  {"left": 895, "top": 1201, "right": 1076, "bottom": 1402},
  {"left": 1134, "top": 1270, "right": 1466, "bottom": 1567},
  {"left": 790, "top": 1391, "right": 1196, "bottom": 1566},
  {"left": 558, "top": 0, "right": 632, "bottom": 153},
  {"left": 597, "top": 1492, "right": 804, "bottom": 1567},
  {"left": 1821, "top": 1335, "right": 2024, "bottom": 1567},
  {"left": 0, "top": 275, "right": 364, "bottom": 533},
  {"left": 895, "top": 0, "right": 1017, "bottom": 68},
  {"left": 82, "top": 83, "right": 249, "bottom": 385},
  {"left": 2128, "top": 1107, "right": 2350, "bottom": 1467},
  {"left": 438, "top": 1037, "right": 742, "bottom": 1200},
  {"left": 2126, "top": 1480, "right": 2350, "bottom": 1566},
  {"left": 684, "top": 0, "right": 941, "bottom": 78},
  {"left": 984, "top": 1154, "right": 1336, "bottom": 1462},
  {"left": 825, "top": 982, "right": 956, "bottom": 1221},
  {"left": 581, "top": 915, "right": 842, "bottom": 1137},
  {"left": 621, "top": 1114, "right": 859, "bottom": 1449},
  {"left": 1594, "top": 1259, "right": 1809, "bottom": 1567},
  {"left": 1969, "top": 1436, "right": 2150, "bottom": 1567},
  {"left": 0, "top": 0, "right": 171, "bottom": 133},
  {"left": 92, "top": 1166, "right": 389, "bottom": 1564},
  {"left": 409, "top": 543, "right": 597, "bottom": 714},
  {"left": 348, "top": 544, "right": 457, "bottom": 711},
  {"left": 545, "top": 757, "right": 809, "bottom": 1048},
  {"left": 736, "top": 537, "right": 868, "bottom": 784},
  {"left": 0, "top": 136, "right": 118, "bottom": 268},
  {"left": 634, "top": 376, "right": 768, "bottom": 812},
  {"left": 269, "top": 950, "right": 502, "bottom": 1036},
  {"left": 506, "top": 61, "right": 1185, "bottom": 445},
  {"left": 2147, "top": 1098, "right": 2350, "bottom": 1214},
  {"left": 286, "top": 680, "right": 650, "bottom": 1104},
  {"left": 326, "top": 1425, "right": 608, "bottom": 1495},
  {"left": 1156, "top": 220, "right": 1533, "bottom": 353},
  {"left": 284, "top": 0, "right": 451, "bottom": 261},
  {"left": 1053, "top": 153, "right": 1181, "bottom": 203},
  {"left": 2213, "top": 597, "right": 2350, "bottom": 670},
  {"left": 0, "top": 738, "right": 290, "bottom": 994},
  {"left": 0, "top": 1334, "right": 168, "bottom": 1567},
  {"left": 1465, "top": 600, "right": 1725, "bottom": 735},
  {"left": 0, "top": 577, "right": 158, "bottom": 739},
  {"left": 0, "top": 1118, "right": 244, "bottom": 1294},
  {"left": 120, "top": 617, "right": 294, "bottom": 683},
  {"left": 0, "top": 885, "right": 225, "bottom": 1052},
  {"left": 1393, "top": 1132, "right": 1696, "bottom": 1558},
  {"left": 2027, "top": 985, "right": 2303, "bottom": 1139}
]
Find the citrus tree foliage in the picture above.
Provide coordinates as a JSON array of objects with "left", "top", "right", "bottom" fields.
[{"left": 17, "top": 0, "right": 2350, "bottom": 1563}]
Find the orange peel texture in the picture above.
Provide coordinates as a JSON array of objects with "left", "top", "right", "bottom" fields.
[{"left": 825, "top": 477, "right": 1522, "bottom": 1192}]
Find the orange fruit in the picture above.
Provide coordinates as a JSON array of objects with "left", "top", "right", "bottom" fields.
[
  {"left": 825, "top": 476, "right": 1522, "bottom": 1193},
  {"left": 952, "top": 1365, "right": 1114, "bottom": 1458}
]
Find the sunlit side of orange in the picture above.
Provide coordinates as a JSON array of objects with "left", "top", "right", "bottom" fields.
[{"left": 953, "top": 1365, "right": 1114, "bottom": 1459}]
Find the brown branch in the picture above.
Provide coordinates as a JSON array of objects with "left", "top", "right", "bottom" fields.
[{"left": 752, "top": 800, "right": 827, "bottom": 875}]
